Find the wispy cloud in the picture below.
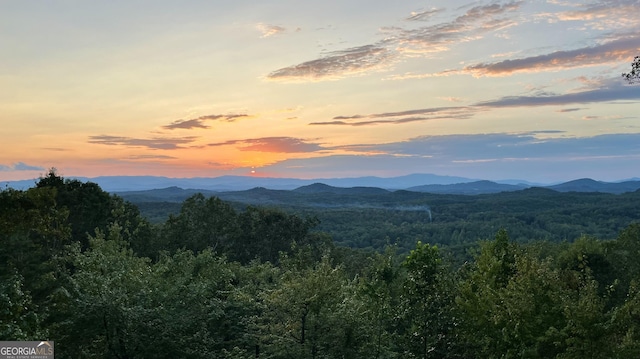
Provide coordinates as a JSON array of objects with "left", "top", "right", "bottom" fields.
[
  {"left": 438, "top": 96, "right": 464, "bottom": 102},
  {"left": 257, "top": 132, "right": 640, "bottom": 181},
  {"left": 475, "top": 77, "right": 640, "bottom": 107},
  {"left": 373, "top": 1, "right": 640, "bottom": 81},
  {"left": 395, "top": 35, "right": 640, "bottom": 79},
  {"left": 548, "top": 0, "right": 640, "bottom": 30},
  {"left": 207, "top": 161, "right": 238, "bottom": 170},
  {"left": 406, "top": 8, "right": 443, "bottom": 22},
  {"left": 208, "top": 137, "right": 327, "bottom": 153},
  {"left": 461, "top": 36, "right": 640, "bottom": 76},
  {"left": 88, "top": 135, "right": 197, "bottom": 150},
  {"left": 581, "top": 114, "right": 628, "bottom": 121},
  {"left": 269, "top": 131, "right": 638, "bottom": 166},
  {"left": 257, "top": 23, "right": 287, "bottom": 38},
  {"left": 163, "top": 114, "right": 249, "bottom": 130},
  {"left": 41, "top": 147, "right": 69, "bottom": 152},
  {"left": 311, "top": 106, "right": 478, "bottom": 126},
  {"left": 267, "top": 2, "right": 523, "bottom": 82},
  {"left": 312, "top": 75, "right": 638, "bottom": 127},
  {"left": 0, "top": 162, "right": 44, "bottom": 171},
  {"left": 267, "top": 45, "right": 394, "bottom": 82},
  {"left": 126, "top": 154, "right": 177, "bottom": 160},
  {"left": 395, "top": 1, "right": 522, "bottom": 54}
]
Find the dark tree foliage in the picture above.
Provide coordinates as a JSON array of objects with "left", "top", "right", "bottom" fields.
[
  {"left": 35, "top": 168, "right": 152, "bottom": 251},
  {"left": 0, "top": 186, "right": 70, "bottom": 306},
  {"left": 127, "top": 184, "right": 640, "bottom": 259},
  {"left": 5, "top": 175, "right": 640, "bottom": 357},
  {"left": 161, "top": 193, "right": 238, "bottom": 255},
  {"left": 622, "top": 56, "right": 640, "bottom": 84},
  {"left": 235, "top": 206, "right": 320, "bottom": 264},
  {"left": 161, "top": 194, "right": 322, "bottom": 264},
  {"left": 36, "top": 169, "right": 113, "bottom": 247}
]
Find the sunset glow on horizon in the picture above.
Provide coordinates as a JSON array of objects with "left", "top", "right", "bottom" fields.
[{"left": 2, "top": 1, "right": 639, "bottom": 183}]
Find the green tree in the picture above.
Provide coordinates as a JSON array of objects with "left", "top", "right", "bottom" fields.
[
  {"left": 235, "top": 206, "right": 319, "bottom": 264},
  {"left": 36, "top": 169, "right": 112, "bottom": 248},
  {"left": 0, "top": 273, "right": 44, "bottom": 340},
  {"left": 260, "top": 255, "right": 363, "bottom": 358},
  {"left": 108, "top": 195, "right": 157, "bottom": 259},
  {"left": 161, "top": 193, "right": 238, "bottom": 255},
  {"left": 0, "top": 185, "right": 71, "bottom": 338},
  {"left": 399, "top": 241, "right": 461, "bottom": 359},
  {"left": 554, "top": 277, "right": 612, "bottom": 359},
  {"left": 54, "top": 225, "right": 153, "bottom": 358},
  {"left": 35, "top": 169, "right": 153, "bottom": 254},
  {"left": 0, "top": 186, "right": 70, "bottom": 267},
  {"left": 357, "top": 246, "right": 404, "bottom": 358},
  {"left": 610, "top": 280, "right": 640, "bottom": 356},
  {"left": 55, "top": 224, "right": 248, "bottom": 358},
  {"left": 457, "top": 229, "right": 525, "bottom": 357},
  {"left": 606, "top": 223, "right": 640, "bottom": 306}
]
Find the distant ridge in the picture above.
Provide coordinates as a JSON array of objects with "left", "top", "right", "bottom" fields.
[
  {"left": 293, "top": 183, "right": 389, "bottom": 195},
  {"left": 408, "top": 180, "right": 526, "bottom": 195},
  {"left": 3, "top": 174, "right": 640, "bottom": 194},
  {"left": 115, "top": 186, "right": 218, "bottom": 203},
  {"left": 547, "top": 178, "right": 640, "bottom": 194},
  {"left": 2, "top": 173, "right": 476, "bottom": 192}
]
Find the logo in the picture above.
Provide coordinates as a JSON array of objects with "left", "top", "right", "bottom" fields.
[{"left": 0, "top": 341, "right": 54, "bottom": 359}]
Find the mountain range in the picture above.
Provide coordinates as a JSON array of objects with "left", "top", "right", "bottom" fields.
[{"left": 3, "top": 174, "right": 640, "bottom": 195}]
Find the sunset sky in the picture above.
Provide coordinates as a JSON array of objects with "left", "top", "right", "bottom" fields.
[{"left": 1, "top": 0, "right": 639, "bottom": 183}]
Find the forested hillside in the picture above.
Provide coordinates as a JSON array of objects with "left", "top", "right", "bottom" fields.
[
  {"left": 3, "top": 171, "right": 640, "bottom": 358},
  {"left": 122, "top": 184, "right": 640, "bottom": 257}
]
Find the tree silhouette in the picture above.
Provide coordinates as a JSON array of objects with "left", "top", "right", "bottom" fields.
[{"left": 622, "top": 56, "right": 640, "bottom": 84}]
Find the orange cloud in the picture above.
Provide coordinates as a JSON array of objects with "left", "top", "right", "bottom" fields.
[
  {"left": 163, "top": 114, "right": 249, "bottom": 130},
  {"left": 208, "top": 137, "right": 326, "bottom": 153}
]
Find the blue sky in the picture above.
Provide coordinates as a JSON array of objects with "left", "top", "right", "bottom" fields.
[{"left": 1, "top": 0, "right": 639, "bottom": 183}]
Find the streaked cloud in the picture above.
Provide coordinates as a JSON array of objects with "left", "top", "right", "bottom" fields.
[
  {"left": 396, "top": 1, "right": 522, "bottom": 54},
  {"left": 259, "top": 132, "right": 640, "bottom": 181},
  {"left": 88, "top": 135, "right": 197, "bottom": 150},
  {"left": 313, "top": 76, "right": 639, "bottom": 127},
  {"left": 257, "top": 23, "right": 287, "bottom": 38},
  {"left": 406, "top": 8, "right": 443, "bottom": 22},
  {"left": 581, "top": 114, "right": 628, "bottom": 121},
  {"left": 14, "top": 162, "right": 44, "bottom": 171},
  {"left": 549, "top": 0, "right": 640, "bottom": 30},
  {"left": 208, "top": 137, "right": 327, "bottom": 153},
  {"left": 267, "top": 2, "right": 523, "bottom": 82},
  {"left": 163, "top": 114, "right": 249, "bottom": 130},
  {"left": 126, "top": 154, "right": 177, "bottom": 160},
  {"left": 438, "top": 96, "right": 464, "bottom": 103},
  {"left": 461, "top": 36, "right": 640, "bottom": 76},
  {"left": 267, "top": 45, "right": 394, "bottom": 82},
  {"left": 357, "top": 132, "right": 565, "bottom": 159},
  {"left": 207, "top": 161, "right": 237, "bottom": 170},
  {"left": 476, "top": 77, "right": 640, "bottom": 107},
  {"left": 311, "top": 106, "right": 477, "bottom": 126},
  {"left": 398, "top": 35, "right": 640, "bottom": 79},
  {"left": 0, "top": 162, "right": 44, "bottom": 171}
]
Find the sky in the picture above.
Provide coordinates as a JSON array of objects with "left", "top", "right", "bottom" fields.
[{"left": 1, "top": 0, "right": 639, "bottom": 184}]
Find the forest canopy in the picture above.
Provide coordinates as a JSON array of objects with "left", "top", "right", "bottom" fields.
[{"left": 2, "top": 171, "right": 640, "bottom": 358}]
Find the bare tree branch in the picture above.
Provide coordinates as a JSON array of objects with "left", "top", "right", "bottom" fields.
[{"left": 622, "top": 56, "right": 640, "bottom": 84}]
